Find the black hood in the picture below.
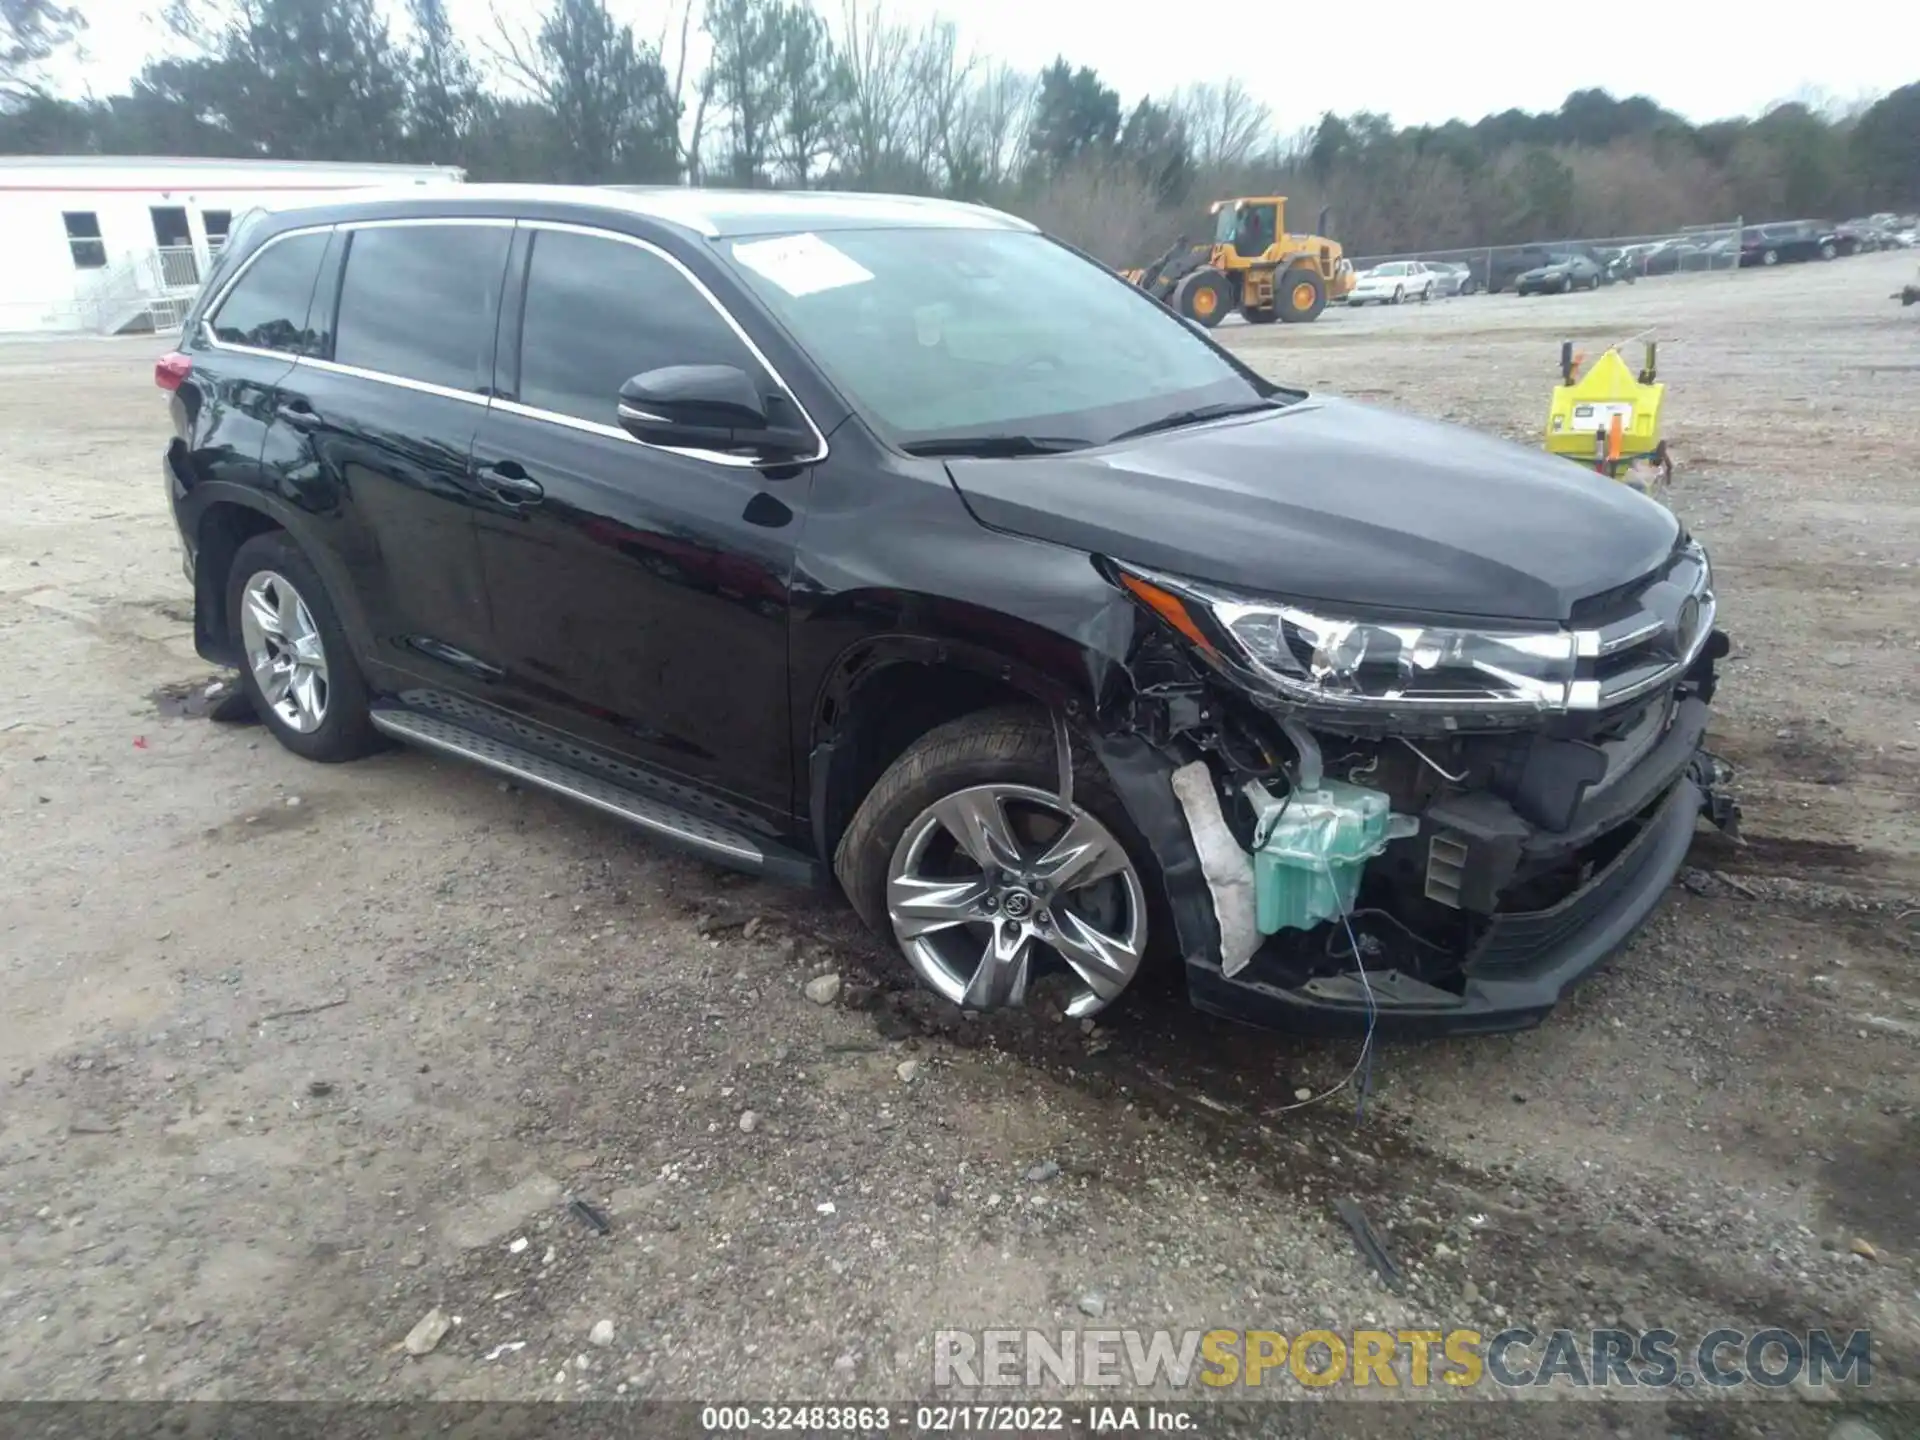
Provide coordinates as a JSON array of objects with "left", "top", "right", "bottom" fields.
[{"left": 944, "top": 397, "right": 1680, "bottom": 623}]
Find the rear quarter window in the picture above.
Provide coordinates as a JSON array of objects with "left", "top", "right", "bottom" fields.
[{"left": 206, "top": 231, "right": 331, "bottom": 355}]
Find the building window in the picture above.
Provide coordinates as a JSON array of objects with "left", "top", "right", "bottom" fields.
[
  {"left": 203, "top": 209, "right": 232, "bottom": 252},
  {"left": 149, "top": 206, "right": 191, "bottom": 249},
  {"left": 63, "top": 212, "right": 106, "bottom": 270}
]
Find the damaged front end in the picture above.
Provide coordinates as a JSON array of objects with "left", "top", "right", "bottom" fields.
[{"left": 1091, "top": 538, "right": 1740, "bottom": 1037}]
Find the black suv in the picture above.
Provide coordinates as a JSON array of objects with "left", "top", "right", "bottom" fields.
[{"left": 159, "top": 186, "right": 1735, "bottom": 1037}]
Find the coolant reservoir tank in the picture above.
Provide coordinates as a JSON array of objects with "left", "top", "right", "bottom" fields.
[{"left": 1248, "top": 780, "right": 1418, "bottom": 935}]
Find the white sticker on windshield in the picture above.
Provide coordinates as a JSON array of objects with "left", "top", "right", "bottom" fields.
[{"left": 731, "top": 233, "right": 873, "bottom": 297}]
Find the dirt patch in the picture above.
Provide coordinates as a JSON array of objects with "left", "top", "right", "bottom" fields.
[{"left": 149, "top": 672, "right": 249, "bottom": 721}]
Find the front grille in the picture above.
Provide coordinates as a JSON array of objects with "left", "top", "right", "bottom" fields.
[{"left": 1569, "top": 542, "right": 1714, "bottom": 711}]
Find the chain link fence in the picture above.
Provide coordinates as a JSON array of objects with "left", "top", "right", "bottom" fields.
[{"left": 1350, "top": 219, "right": 1746, "bottom": 294}]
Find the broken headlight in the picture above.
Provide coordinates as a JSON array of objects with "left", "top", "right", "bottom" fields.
[{"left": 1117, "top": 564, "right": 1580, "bottom": 717}]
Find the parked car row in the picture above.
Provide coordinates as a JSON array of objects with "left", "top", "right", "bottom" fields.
[
  {"left": 1342, "top": 213, "right": 1917, "bottom": 306},
  {"left": 1343, "top": 259, "right": 1482, "bottom": 305}
]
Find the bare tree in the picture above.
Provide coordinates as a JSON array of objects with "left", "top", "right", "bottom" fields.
[
  {"left": 900, "top": 17, "right": 972, "bottom": 190},
  {"left": 831, "top": 0, "right": 910, "bottom": 186},
  {"left": 655, "top": 0, "right": 712, "bottom": 182},
  {"left": 949, "top": 61, "right": 1034, "bottom": 196},
  {"left": 1015, "top": 150, "right": 1168, "bottom": 263},
  {"left": 1174, "top": 78, "right": 1271, "bottom": 171}
]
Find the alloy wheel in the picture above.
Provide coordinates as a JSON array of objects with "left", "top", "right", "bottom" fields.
[
  {"left": 885, "top": 783, "right": 1147, "bottom": 1018},
  {"left": 239, "top": 570, "right": 330, "bottom": 734}
]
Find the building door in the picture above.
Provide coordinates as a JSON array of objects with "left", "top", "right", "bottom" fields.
[
  {"left": 149, "top": 206, "right": 198, "bottom": 286},
  {"left": 202, "top": 209, "right": 232, "bottom": 257}
]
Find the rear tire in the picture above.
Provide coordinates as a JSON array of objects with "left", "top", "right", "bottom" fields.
[
  {"left": 1172, "top": 268, "right": 1231, "bottom": 328},
  {"left": 227, "top": 531, "right": 380, "bottom": 764},
  {"left": 1276, "top": 266, "right": 1327, "bottom": 322},
  {"left": 835, "top": 707, "right": 1170, "bottom": 1018}
]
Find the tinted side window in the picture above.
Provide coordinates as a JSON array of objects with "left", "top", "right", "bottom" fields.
[
  {"left": 334, "top": 224, "right": 511, "bottom": 392},
  {"left": 518, "top": 229, "right": 760, "bottom": 428},
  {"left": 208, "top": 231, "right": 330, "bottom": 353}
]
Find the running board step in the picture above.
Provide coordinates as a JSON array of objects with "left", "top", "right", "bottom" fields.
[{"left": 370, "top": 707, "right": 816, "bottom": 882}]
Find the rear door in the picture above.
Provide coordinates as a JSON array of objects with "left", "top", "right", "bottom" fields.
[
  {"left": 179, "top": 226, "right": 334, "bottom": 496},
  {"left": 468, "top": 223, "right": 811, "bottom": 814},
  {"left": 256, "top": 218, "right": 514, "bottom": 694}
]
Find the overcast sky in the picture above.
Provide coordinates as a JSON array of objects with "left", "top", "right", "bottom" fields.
[{"left": 57, "top": 0, "right": 1907, "bottom": 134}]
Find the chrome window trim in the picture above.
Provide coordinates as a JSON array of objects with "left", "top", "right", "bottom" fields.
[
  {"left": 342, "top": 217, "right": 517, "bottom": 231},
  {"left": 490, "top": 397, "right": 767, "bottom": 469},
  {"left": 509, "top": 219, "right": 830, "bottom": 469},
  {"left": 299, "top": 355, "right": 492, "bottom": 408},
  {"left": 199, "top": 212, "right": 830, "bottom": 471}
]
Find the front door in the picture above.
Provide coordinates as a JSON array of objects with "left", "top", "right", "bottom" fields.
[
  {"left": 469, "top": 223, "right": 808, "bottom": 817},
  {"left": 150, "top": 205, "right": 198, "bottom": 286},
  {"left": 256, "top": 218, "right": 514, "bottom": 696}
]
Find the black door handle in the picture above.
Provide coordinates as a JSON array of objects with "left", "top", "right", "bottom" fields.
[
  {"left": 275, "top": 400, "right": 322, "bottom": 430},
  {"left": 478, "top": 460, "right": 544, "bottom": 504}
]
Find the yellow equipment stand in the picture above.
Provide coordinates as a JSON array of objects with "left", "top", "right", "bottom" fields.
[{"left": 1545, "top": 339, "right": 1670, "bottom": 495}]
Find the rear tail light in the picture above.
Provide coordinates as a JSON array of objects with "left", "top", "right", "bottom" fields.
[{"left": 155, "top": 351, "right": 192, "bottom": 391}]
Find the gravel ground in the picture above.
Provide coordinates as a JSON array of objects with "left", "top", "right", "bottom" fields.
[{"left": 0, "top": 251, "right": 1915, "bottom": 1434}]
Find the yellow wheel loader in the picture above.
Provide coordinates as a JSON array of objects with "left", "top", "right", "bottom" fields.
[{"left": 1120, "top": 197, "right": 1356, "bottom": 327}]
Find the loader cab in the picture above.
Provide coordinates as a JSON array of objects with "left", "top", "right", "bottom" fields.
[{"left": 1216, "top": 199, "right": 1279, "bottom": 259}]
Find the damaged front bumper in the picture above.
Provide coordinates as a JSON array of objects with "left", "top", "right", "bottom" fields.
[
  {"left": 1095, "top": 646, "right": 1741, "bottom": 1040},
  {"left": 1187, "top": 762, "right": 1713, "bottom": 1036}
]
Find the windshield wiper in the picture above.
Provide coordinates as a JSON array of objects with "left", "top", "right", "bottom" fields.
[
  {"left": 1105, "top": 400, "right": 1284, "bottom": 445},
  {"left": 899, "top": 434, "right": 1091, "bottom": 458}
]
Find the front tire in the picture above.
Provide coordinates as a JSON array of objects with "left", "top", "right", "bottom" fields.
[
  {"left": 1391, "top": 285, "right": 1405, "bottom": 304},
  {"left": 1762, "top": 248, "right": 1780, "bottom": 266},
  {"left": 227, "top": 531, "right": 379, "bottom": 763},
  {"left": 1276, "top": 266, "right": 1327, "bottom": 322},
  {"left": 835, "top": 708, "right": 1164, "bottom": 1019},
  {"left": 1172, "top": 268, "right": 1231, "bottom": 328}
]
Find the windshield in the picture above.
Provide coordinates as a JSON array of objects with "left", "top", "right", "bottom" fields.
[
  {"left": 721, "top": 227, "right": 1275, "bottom": 451},
  {"left": 1212, "top": 206, "right": 1238, "bottom": 244}
]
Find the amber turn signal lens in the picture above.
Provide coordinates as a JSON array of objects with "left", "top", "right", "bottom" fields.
[{"left": 1118, "top": 572, "right": 1216, "bottom": 655}]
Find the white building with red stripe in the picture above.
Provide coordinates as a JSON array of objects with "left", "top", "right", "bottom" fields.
[{"left": 0, "top": 155, "right": 465, "bottom": 336}]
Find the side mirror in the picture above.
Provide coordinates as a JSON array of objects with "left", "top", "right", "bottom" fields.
[{"left": 616, "top": 365, "right": 811, "bottom": 460}]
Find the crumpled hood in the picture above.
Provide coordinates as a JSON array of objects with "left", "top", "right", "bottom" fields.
[{"left": 945, "top": 396, "right": 1680, "bottom": 622}]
